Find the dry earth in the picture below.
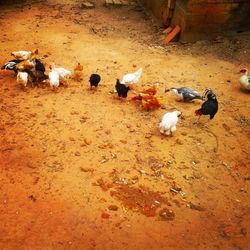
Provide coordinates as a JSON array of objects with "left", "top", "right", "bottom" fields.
[{"left": 0, "top": 0, "right": 249, "bottom": 249}]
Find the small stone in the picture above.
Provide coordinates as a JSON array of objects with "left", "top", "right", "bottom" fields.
[
  {"left": 75, "top": 151, "right": 81, "bottom": 156},
  {"left": 80, "top": 2, "right": 95, "bottom": 9},
  {"left": 159, "top": 208, "right": 175, "bottom": 221},
  {"left": 108, "top": 205, "right": 118, "bottom": 211},
  {"left": 145, "top": 133, "right": 152, "bottom": 139}
]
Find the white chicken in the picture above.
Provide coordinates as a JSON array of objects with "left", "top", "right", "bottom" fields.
[
  {"left": 16, "top": 71, "right": 29, "bottom": 87},
  {"left": 159, "top": 111, "right": 182, "bottom": 136},
  {"left": 50, "top": 62, "right": 71, "bottom": 85},
  {"left": 47, "top": 70, "right": 60, "bottom": 89},
  {"left": 121, "top": 67, "right": 143, "bottom": 86},
  {"left": 11, "top": 49, "right": 38, "bottom": 60},
  {"left": 239, "top": 68, "right": 250, "bottom": 90}
]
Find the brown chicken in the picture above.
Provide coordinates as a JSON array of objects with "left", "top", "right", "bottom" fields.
[
  {"left": 140, "top": 85, "right": 157, "bottom": 96},
  {"left": 16, "top": 60, "right": 35, "bottom": 71},
  {"left": 73, "top": 62, "right": 83, "bottom": 81},
  {"left": 130, "top": 87, "right": 161, "bottom": 111}
]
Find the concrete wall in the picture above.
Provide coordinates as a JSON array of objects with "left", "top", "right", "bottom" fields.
[{"left": 141, "top": 0, "right": 250, "bottom": 42}]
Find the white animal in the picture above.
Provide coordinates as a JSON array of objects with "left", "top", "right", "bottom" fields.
[
  {"left": 159, "top": 110, "right": 182, "bottom": 136},
  {"left": 16, "top": 71, "right": 28, "bottom": 87},
  {"left": 11, "top": 49, "right": 38, "bottom": 60},
  {"left": 239, "top": 68, "right": 250, "bottom": 90},
  {"left": 121, "top": 67, "right": 143, "bottom": 85},
  {"left": 48, "top": 70, "right": 60, "bottom": 89},
  {"left": 50, "top": 63, "right": 71, "bottom": 85}
]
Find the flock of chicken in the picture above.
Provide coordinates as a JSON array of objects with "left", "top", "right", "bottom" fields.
[
  {"left": 0, "top": 49, "right": 99, "bottom": 89},
  {"left": 1, "top": 49, "right": 249, "bottom": 136}
]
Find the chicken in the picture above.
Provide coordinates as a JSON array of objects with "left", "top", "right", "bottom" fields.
[
  {"left": 11, "top": 49, "right": 38, "bottom": 60},
  {"left": 16, "top": 60, "right": 36, "bottom": 71},
  {"left": 27, "top": 59, "right": 47, "bottom": 85},
  {"left": 165, "top": 87, "right": 203, "bottom": 101},
  {"left": 1, "top": 59, "right": 23, "bottom": 73},
  {"left": 120, "top": 67, "right": 143, "bottom": 86},
  {"left": 16, "top": 71, "right": 29, "bottom": 88},
  {"left": 115, "top": 79, "right": 130, "bottom": 98},
  {"left": 141, "top": 94, "right": 161, "bottom": 111},
  {"left": 140, "top": 84, "right": 158, "bottom": 96},
  {"left": 73, "top": 62, "right": 83, "bottom": 81},
  {"left": 159, "top": 111, "right": 182, "bottom": 136},
  {"left": 46, "top": 70, "right": 60, "bottom": 89},
  {"left": 89, "top": 74, "right": 101, "bottom": 89},
  {"left": 195, "top": 88, "right": 218, "bottom": 123},
  {"left": 50, "top": 63, "right": 71, "bottom": 86},
  {"left": 130, "top": 85, "right": 161, "bottom": 110},
  {"left": 239, "top": 68, "right": 250, "bottom": 90}
]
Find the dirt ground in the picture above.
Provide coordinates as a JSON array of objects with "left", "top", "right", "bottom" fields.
[{"left": 0, "top": 0, "right": 249, "bottom": 249}]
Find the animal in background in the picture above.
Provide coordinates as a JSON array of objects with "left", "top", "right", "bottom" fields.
[
  {"left": 239, "top": 68, "right": 250, "bottom": 90},
  {"left": 11, "top": 49, "right": 39, "bottom": 60},
  {"left": 165, "top": 87, "right": 203, "bottom": 101},
  {"left": 1, "top": 59, "right": 23, "bottom": 73},
  {"left": 159, "top": 110, "right": 182, "bottom": 136},
  {"left": 120, "top": 67, "right": 143, "bottom": 86},
  {"left": 115, "top": 79, "right": 130, "bottom": 98},
  {"left": 73, "top": 62, "right": 83, "bottom": 81},
  {"left": 16, "top": 71, "right": 29, "bottom": 88},
  {"left": 195, "top": 88, "right": 218, "bottom": 123},
  {"left": 50, "top": 62, "right": 71, "bottom": 86},
  {"left": 89, "top": 74, "right": 101, "bottom": 89}
]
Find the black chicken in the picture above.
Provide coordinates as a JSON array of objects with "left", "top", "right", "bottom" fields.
[
  {"left": 89, "top": 74, "right": 101, "bottom": 89},
  {"left": 25, "top": 59, "right": 47, "bottom": 85},
  {"left": 115, "top": 79, "right": 130, "bottom": 98},
  {"left": 195, "top": 88, "right": 218, "bottom": 122},
  {"left": 1, "top": 59, "right": 23, "bottom": 73}
]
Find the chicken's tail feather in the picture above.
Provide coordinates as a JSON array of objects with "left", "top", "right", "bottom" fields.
[{"left": 195, "top": 109, "right": 202, "bottom": 116}]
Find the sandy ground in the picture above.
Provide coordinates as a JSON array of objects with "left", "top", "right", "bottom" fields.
[{"left": 0, "top": 0, "right": 249, "bottom": 249}]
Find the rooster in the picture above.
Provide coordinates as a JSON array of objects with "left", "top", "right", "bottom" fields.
[
  {"left": 239, "top": 68, "right": 250, "bottom": 90},
  {"left": 121, "top": 67, "right": 143, "bottom": 86},
  {"left": 195, "top": 88, "right": 218, "bottom": 123},
  {"left": 115, "top": 79, "right": 130, "bottom": 98}
]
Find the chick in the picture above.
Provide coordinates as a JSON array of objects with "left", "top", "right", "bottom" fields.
[
  {"left": 89, "top": 74, "right": 101, "bottom": 89},
  {"left": 73, "top": 62, "right": 83, "bottom": 81}
]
